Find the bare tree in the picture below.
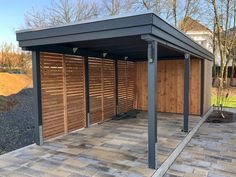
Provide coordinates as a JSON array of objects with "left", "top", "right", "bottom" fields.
[
  {"left": 210, "top": 0, "right": 236, "bottom": 86},
  {"left": 24, "top": 0, "right": 99, "bottom": 28},
  {"left": 76, "top": 0, "right": 99, "bottom": 21},
  {"left": 102, "top": 0, "right": 122, "bottom": 16},
  {"left": 48, "top": 0, "right": 76, "bottom": 25},
  {"left": 173, "top": 0, "right": 177, "bottom": 27},
  {"left": 24, "top": 8, "right": 49, "bottom": 28}
]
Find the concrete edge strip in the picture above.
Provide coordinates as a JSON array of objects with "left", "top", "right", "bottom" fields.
[
  {"left": 0, "top": 143, "right": 36, "bottom": 158},
  {"left": 152, "top": 107, "right": 213, "bottom": 177}
]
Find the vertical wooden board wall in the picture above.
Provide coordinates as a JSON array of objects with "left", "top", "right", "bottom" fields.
[
  {"left": 136, "top": 59, "right": 201, "bottom": 115},
  {"left": 204, "top": 60, "right": 212, "bottom": 113},
  {"left": 40, "top": 53, "right": 65, "bottom": 139},
  {"left": 103, "top": 59, "right": 116, "bottom": 120},
  {"left": 64, "top": 55, "right": 85, "bottom": 132},
  {"left": 88, "top": 58, "right": 103, "bottom": 124},
  {"left": 136, "top": 61, "right": 148, "bottom": 110},
  {"left": 189, "top": 59, "right": 201, "bottom": 115}
]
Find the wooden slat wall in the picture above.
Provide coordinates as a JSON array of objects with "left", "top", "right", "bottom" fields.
[
  {"left": 40, "top": 53, "right": 65, "bottom": 139},
  {"left": 40, "top": 52, "right": 86, "bottom": 140},
  {"left": 118, "top": 60, "right": 137, "bottom": 114},
  {"left": 136, "top": 59, "right": 201, "bottom": 115},
  {"left": 203, "top": 59, "right": 212, "bottom": 114},
  {"left": 89, "top": 58, "right": 103, "bottom": 124},
  {"left": 118, "top": 61, "right": 127, "bottom": 114},
  {"left": 103, "top": 59, "right": 116, "bottom": 120},
  {"left": 127, "top": 61, "right": 137, "bottom": 111},
  {"left": 65, "top": 55, "right": 85, "bottom": 132}
]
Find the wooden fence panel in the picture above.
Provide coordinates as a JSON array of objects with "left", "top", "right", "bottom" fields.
[
  {"left": 65, "top": 55, "right": 85, "bottom": 132},
  {"left": 127, "top": 61, "right": 136, "bottom": 111},
  {"left": 89, "top": 58, "right": 103, "bottom": 124},
  {"left": 118, "top": 61, "right": 127, "bottom": 114},
  {"left": 40, "top": 52, "right": 65, "bottom": 139},
  {"left": 103, "top": 59, "right": 116, "bottom": 120}
]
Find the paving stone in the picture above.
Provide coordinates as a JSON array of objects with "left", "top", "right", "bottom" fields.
[
  {"left": 166, "top": 110, "right": 236, "bottom": 177},
  {"left": 0, "top": 112, "right": 201, "bottom": 177}
]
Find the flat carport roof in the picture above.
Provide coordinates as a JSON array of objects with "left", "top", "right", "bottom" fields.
[
  {"left": 17, "top": 12, "right": 214, "bottom": 61},
  {"left": 16, "top": 12, "right": 214, "bottom": 169}
]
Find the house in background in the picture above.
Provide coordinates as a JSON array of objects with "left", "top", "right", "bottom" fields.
[
  {"left": 179, "top": 17, "right": 236, "bottom": 80},
  {"left": 179, "top": 17, "right": 213, "bottom": 53}
]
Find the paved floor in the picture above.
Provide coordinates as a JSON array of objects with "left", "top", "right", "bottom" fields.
[
  {"left": 0, "top": 112, "right": 200, "bottom": 177},
  {"left": 165, "top": 112, "right": 236, "bottom": 177}
]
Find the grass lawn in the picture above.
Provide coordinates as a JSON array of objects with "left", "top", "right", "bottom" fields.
[
  {"left": 211, "top": 87, "right": 236, "bottom": 108},
  {"left": 212, "top": 95, "right": 236, "bottom": 108}
]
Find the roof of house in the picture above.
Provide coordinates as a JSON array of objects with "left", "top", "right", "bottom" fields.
[
  {"left": 179, "top": 17, "right": 212, "bottom": 33},
  {"left": 16, "top": 12, "right": 214, "bottom": 61}
]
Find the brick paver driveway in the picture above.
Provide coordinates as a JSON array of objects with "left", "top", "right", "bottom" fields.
[
  {"left": 0, "top": 112, "right": 200, "bottom": 177},
  {"left": 165, "top": 110, "right": 236, "bottom": 177}
]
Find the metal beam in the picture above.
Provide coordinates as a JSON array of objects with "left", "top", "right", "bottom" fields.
[
  {"left": 32, "top": 51, "right": 43, "bottom": 145},
  {"left": 200, "top": 59, "right": 205, "bottom": 116},
  {"left": 147, "top": 40, "right": 158, "bottom": 169},
  {"left": 25, "top": 45, "right": 136, "bottom": 61},
  {"left": 84, "top": 57, "right": 90, "bottom": 128},
  {"left": 183, "top": 53, "right": 190, "bottom": 132},
  {"left": 115, "top": 59, "right": 119, "bottom": 115}
]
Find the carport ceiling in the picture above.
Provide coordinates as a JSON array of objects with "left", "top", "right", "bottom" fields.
[{"left": 16, "top": 12, "right": 214, "bottom": 61}]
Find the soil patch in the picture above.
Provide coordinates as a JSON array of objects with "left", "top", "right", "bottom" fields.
[
  {"left": 0, "top": 72, "right": 32, "bottom": 96},
  {"left": 206, "top": 110, "right": 236, "bottom": 123}
]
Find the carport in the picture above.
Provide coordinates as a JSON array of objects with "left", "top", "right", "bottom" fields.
[{"left": 16, "top": 12, "right": 214, "bottom": 169}]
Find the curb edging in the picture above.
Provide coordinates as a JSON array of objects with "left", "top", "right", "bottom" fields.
[{"left": 152, "top": 107, "right": 213, "bottom": 177}]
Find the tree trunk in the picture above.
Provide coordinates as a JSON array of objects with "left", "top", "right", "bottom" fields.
[
  {"left": 224, "top": 64, "right": 229, "bottom": 85},
  {"left": 173, "top": 0, "right": 177, "bottom": 27},
  {"left": 231, "top": 58, "right": 235, "bottom": 85}
]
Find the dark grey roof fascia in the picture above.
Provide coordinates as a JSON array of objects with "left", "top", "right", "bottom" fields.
[
  {"left": 16, "top": 13, "right": 153, "bottom": 41},
  {"left": 16, "top": 12, "right": 214, "bottom": 61},
  {"left": 151, "top": 14, "right": 214, "bottom": 60}
]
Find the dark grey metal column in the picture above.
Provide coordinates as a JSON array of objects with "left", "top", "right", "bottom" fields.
[
  {"left": 32, "top": 51, "right": 43, "bottom": 145},
  {"left": 183, "top": 53, "right": 190, "bottom": 132},
  {"left": 115, "top": 59, "right": 119, "bottom": 115},
  {"left": 148, "top": 40, "right": 158, "bottom": 169},
  {"left": 200, "top": 59, "right": 205, "bottom": 116},
  {"left": 84, "top": 56, "right": 90, "bottom": 128}
]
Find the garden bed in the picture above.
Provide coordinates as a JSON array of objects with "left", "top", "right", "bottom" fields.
[{"left": 206, "top": 109, "right": 236, "bottom": 123}]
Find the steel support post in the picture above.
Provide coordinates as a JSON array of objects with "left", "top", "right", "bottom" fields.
[
  {"left": 84, "top": 57, "right": 90, "bottom": 128},
  {"left": 32, "top": 51, "right": 43, "bottom": 145},
  {"left": 115, "top": 59, "right": 119, "bottom": 115},
  {"left": 200, "top": 59, "right": 205, "bottom": 116},
  {"left": 147, "top": 41, "right": 158, "bottom": 169},
  {"left": 183, "top": 53, "right": 190, "bottom": 132}
]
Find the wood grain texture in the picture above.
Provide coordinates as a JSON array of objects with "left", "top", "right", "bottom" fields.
[
  {"left": 203, "top": 60, "right": 212, "bottom": 114},
  {"left": 64, "top": 55, "right": 85, "bottom": 132},
  {"left": 102, "top": 59, "right": 116, "bottom": 120},
  {"left": 40, "top": 52, "right": 86, "bottom": 140},
  {"left": 40, "top": 52, "right": 65, "bottom": 139},
  {"left": 89, "top": 58, "right": 103, "bottom": 124},
  {"left": 136, "top": 59, "right": 201, "bottom": 115},
  {"left": 118, "top": 60, "right": 136, "bottom": 114}
]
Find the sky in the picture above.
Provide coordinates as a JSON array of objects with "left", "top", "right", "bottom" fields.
[{"left": 0, "top": 0, "right": 50, "bottom": 46}]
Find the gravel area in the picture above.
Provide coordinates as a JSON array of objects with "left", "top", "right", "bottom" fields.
[{"left": 0, "top": 88, "right": 34, "bottom": 154}]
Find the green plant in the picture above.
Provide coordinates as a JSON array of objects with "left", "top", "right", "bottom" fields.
[{"left": 212, "top": 77, "right": 230, "bottom": 118}]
